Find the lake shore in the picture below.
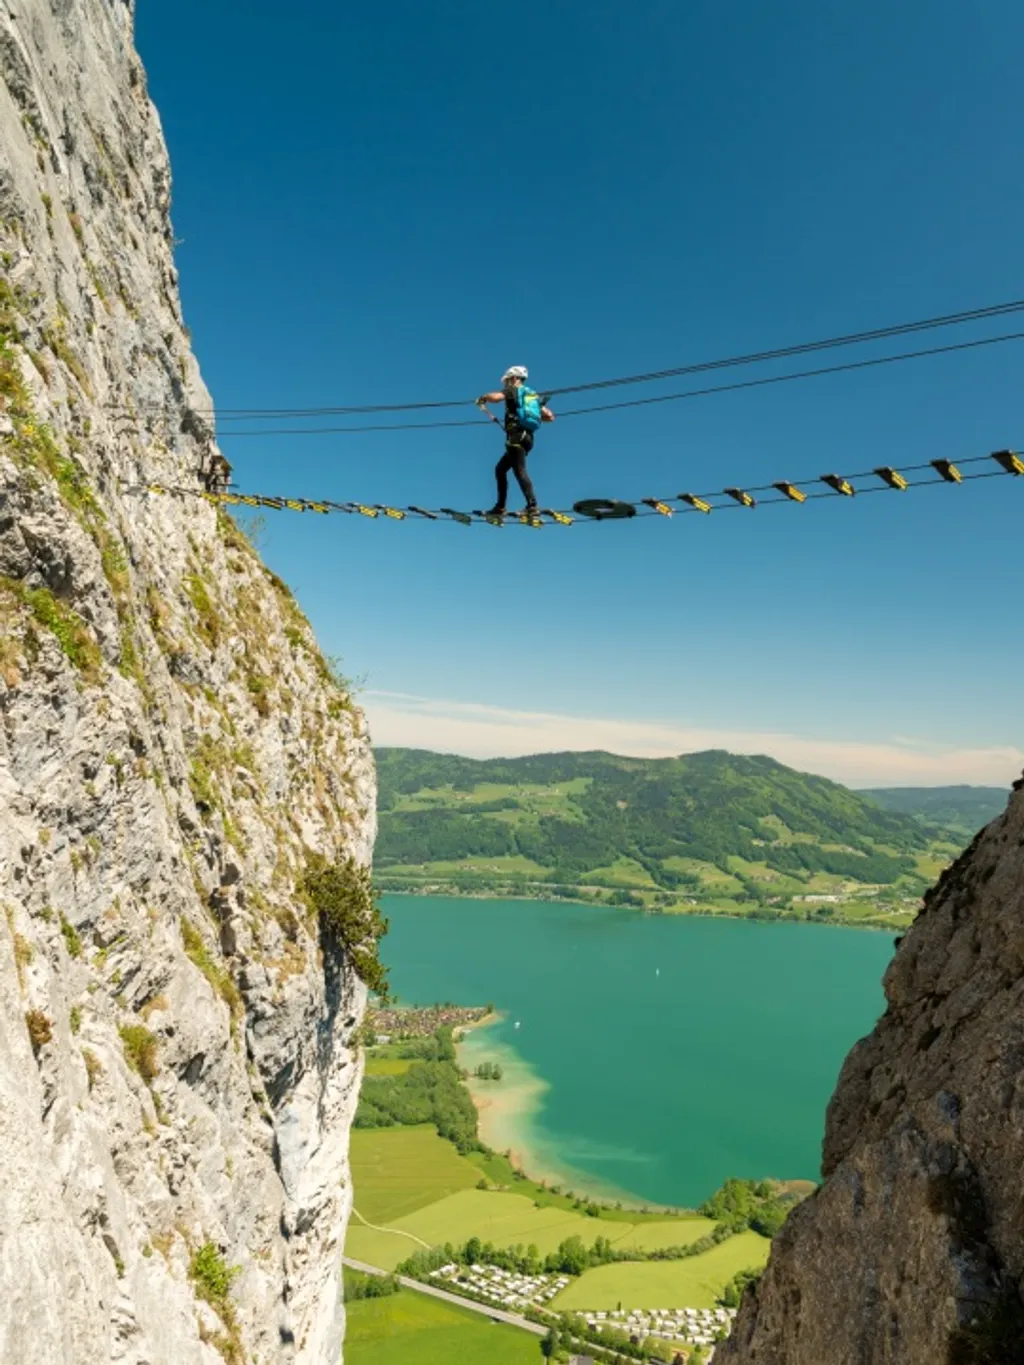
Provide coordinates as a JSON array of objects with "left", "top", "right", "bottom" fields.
[
  {"left": 378, "top": 884, "right": 908, "bottom": 932},
  {"left": 382, "top": 894, "right": 894, "bottom": 1205},
  {"left": 456, "top": 1017, "right": 682, "bottom": 1213}
]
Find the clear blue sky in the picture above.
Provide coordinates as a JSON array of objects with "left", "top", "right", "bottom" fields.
[{"left": 136, "top": 0, "right": 1023, "bottom": 785}]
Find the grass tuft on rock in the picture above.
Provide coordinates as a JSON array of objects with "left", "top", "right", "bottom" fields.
[
  {"left": 181, "top": 917, "right": 242, "bottom": 1018},
  {"left": 189, "top": 1242, "right": 243, "bottom": 1364},
  {"left": 184, "top": 572, "right": 221, "bottom": 648},
  {"left": 26, "top": 1009, "right": 53, "bottom": 1051},
  {"left": 0, "top": 578, "right": 102, "bottom": 681},
  {"left": 60, "top": 914, "right": 83, "bottom": 958},
  {"left": 119, "top": 1023, "right": 160, "bottom": 1083}
]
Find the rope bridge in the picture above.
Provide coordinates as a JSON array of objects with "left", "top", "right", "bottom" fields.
[{"left": 126, "top": 449, "right": 1023, "bottom": 529}]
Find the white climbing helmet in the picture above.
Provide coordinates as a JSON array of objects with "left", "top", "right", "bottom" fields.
[{"left": 501, "top": 365, "right": 528, "bottom": 382}]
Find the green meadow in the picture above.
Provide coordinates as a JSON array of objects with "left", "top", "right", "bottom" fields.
[
  {"left": 350, "top": 1125, "right": 478, "bottom": 1226},
  {"left": 345, "top": 1285, "right": 540, "bottom": 1365},
  {"left": 551, "top": 1231, "right": 772, "bottom": 1311},
  {"left": 347, "top": 1124, "right": 760, "bottom": 1306}
]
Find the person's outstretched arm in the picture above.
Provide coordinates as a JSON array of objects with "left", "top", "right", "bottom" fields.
[{"left": 476, "top": 390, "right": 505, "bottom": 405}]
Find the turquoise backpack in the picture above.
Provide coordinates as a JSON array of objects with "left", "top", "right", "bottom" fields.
[{"left": 514, "top": 386, "right": 544, "bottom": 432}]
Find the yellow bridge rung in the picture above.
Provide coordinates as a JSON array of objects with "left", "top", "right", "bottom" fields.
[
  {"left": 874, "top": 467, "right": 908, "bottom": 490},
  {"left": 132, "top": 448, "right": 1008, "bottom": 533},
  {"left": 992, "top": 449, "right": 1024, "bottom": 475},
  {"left": 822, "top": 474, "right": 855, "bottom": 496},
  {"left": 774, "top": 482, "right": 806, "bottom": 503},
  {"left": 724, "top": 487, "right": 756, "bottom": 507},
  {"left": 932, "top": 460, "right": 962, "bottom": 483}
]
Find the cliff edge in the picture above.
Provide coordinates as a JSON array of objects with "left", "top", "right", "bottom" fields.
[
  {"left": 719, "top": 777, "right": 1024, "bottom": 1365},
  {"left": 1, "top": 3, "right": 375, "bottom": 1362}
]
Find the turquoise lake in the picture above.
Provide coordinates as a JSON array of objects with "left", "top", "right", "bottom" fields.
[{"left": 380, "top": 895, "right": 896, "bottom": 1208}]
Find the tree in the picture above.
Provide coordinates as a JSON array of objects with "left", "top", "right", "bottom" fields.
[
  {"left": 541, "top": 1326, "right": 558, "bottom": 1359},
  {"left": 721, "top": 1266, "right": 764, "bottom": 1308},
  {"left": 553, "top": 1235, "right": 589, "bottom": 1276}
]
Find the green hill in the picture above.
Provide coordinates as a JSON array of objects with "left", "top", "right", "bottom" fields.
[
  {"left": 859, "top": 785, "right": 1009, "bottom": 836},
  {"left": 375, "top": 749, "right": 964, "bottom": 928}
]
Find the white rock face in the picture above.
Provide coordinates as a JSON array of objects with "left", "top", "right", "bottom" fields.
[{"left": 0, "top": 3, "right": 374, "bottom": 1362}]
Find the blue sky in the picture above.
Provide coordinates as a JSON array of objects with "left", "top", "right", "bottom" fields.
[{"left": 136, "top": 0, "right": 1024, "bottom": 785}]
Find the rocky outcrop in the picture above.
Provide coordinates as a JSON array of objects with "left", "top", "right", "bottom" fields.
[
  {"left": 718, "top": 778, "right": 1024, "bottom": 1365},
  {"left": 0, "top": 3, "right": 375, "bottom": 1363}
]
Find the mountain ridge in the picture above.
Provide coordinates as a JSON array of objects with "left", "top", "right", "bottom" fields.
[
  {"left": 859, "top": 783, "right": 1010, "bottom": 834},
  {"left": 375, "top": 747, "right": 964, "bottom": 928}
]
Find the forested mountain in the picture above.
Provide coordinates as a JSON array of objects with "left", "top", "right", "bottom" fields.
[
  {"left": 859, "top": 784, "right": 1009, "bottom": 835},
  {"left": 375, "top": 749, "right": 957, "bottom": 926}
]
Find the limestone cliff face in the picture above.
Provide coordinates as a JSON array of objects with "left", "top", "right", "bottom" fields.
[
  {"left": 0, "top": 4, "right": 375, "bottom": 1363},
  {"left": 719, "top": 778, "right": 1024, "bottom": 1365}
]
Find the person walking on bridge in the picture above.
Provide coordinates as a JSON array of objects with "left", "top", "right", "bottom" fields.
[{"left": 476, "top": 366, "right": 555, "bottom": 516}]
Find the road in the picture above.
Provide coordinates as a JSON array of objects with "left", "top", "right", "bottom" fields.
[{"left": 342, "top": 1256, "right": 548, "bottom": 1337}]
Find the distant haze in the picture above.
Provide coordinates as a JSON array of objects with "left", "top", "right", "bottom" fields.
[
  {"left": 364, "top": 691, "right": 1022, "bottom": 789},
  {"left": 861, "top": 785, "right": 1009, "bottom": 833}
]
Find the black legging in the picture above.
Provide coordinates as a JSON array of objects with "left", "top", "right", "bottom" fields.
[{"left": 494, "top": 427, "right": 537, "bottom": 509}]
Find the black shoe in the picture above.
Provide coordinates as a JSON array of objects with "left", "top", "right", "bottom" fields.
[
  {"left": 485, "top": 506, "right": 506, "bottom": 517},
  {"left": 524, "top": 503, "right": 539, "bottom": 515}
]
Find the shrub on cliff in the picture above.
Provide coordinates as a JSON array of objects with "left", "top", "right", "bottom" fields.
[{"left": 302, "top": 855, "right": 389, "bottom": 998}]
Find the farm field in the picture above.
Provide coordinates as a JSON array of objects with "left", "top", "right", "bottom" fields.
[
  {"left": 364, "top": 1056, "right": 414, "bottom": 1077},
  {"left": 551, "top": 1231, "right": 772, "bottom": 1312},
  {"left": 351, "top": 1127, "right": 478, "bottom": 1225},
  {"left": 345, "top": 1286, "right": 540, "bottom": 1365},
  {"left": 347, "top": 1125, "right": 746, "bottom": 1302},
  {"left": 346, "top": 1182, "right": 715, "bottom": 1274}
]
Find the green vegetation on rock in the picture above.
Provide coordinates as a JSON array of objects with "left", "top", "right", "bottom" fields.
[
  {"left": 59, "top": 914, "right": 83, "bottom": 959},
  {"left": 302, "top": 855, "right": 389, "bottom": 996},
  {"left": 118, "top": 1023, "right": 159, "bottom": 1083},
  {"left": 180, "top": 918, "right": 242, "bottom": 1018},
  {"left": 0, "top": 578, "right": 102, "bottom": 681},
  {"left": 188, "top": 1243, "right": 242, "bottom": 1364}
]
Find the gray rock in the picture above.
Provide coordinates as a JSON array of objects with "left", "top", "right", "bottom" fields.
[
  {"left": 718, "top": 780, "right": 1024, "bottom": 1365},
  {"left": 0, "top": 3, "right": 374, "bottom": 1362}
]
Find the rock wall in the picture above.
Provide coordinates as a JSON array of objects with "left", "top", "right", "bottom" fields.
[
  {"left": 719, "top": 777, "right": 1024, "bottom": 1365},
  {"left": 0, "top": 3, "right": 375, "bottom": 1363}
]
